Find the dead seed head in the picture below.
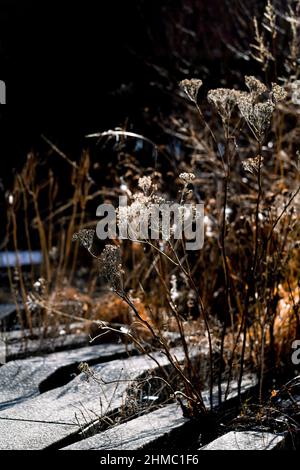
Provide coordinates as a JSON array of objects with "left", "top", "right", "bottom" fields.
[
  {"left": 99, "top": 244, "right": 124, "bottom": 292},
  {"left": 271, "top": 83, "right": 287, "bottom": 103},
  {"left": 207, "top": 88, "right": 238, "bottom": 120},
  {"left": 245, "top": 76, "right": 268, "bottom": 97},
  {"left": 72, "top": 229, "right": 95, "bottom": 252},
  {"left": 236, "top": 89, "right": 275, "bottom": 140},
  {"left": 242, "top": 155, "right": 264, "bottom": 174},
  {"left": 138, "top": 176, "right": 152, "bottom": 194},
  {"left": 179, "top": 78, "right": 203, "bottom": 103},
  {"left": 179, "top": 172, "right": 196, "bottom": 184}
]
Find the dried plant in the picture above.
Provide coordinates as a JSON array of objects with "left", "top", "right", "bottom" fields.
[
  {"left": 207, "top": 88, "right": 238, "bottom": 127},
  {"left": 242, "top": 155, "right": 264, "bottom": 174},
  {"left": 179, "top": 172, "right": 196, "bottom": 184},
  {"left": 245, "top": 76, "right": 268, "bottom": 97},
  {"left": 271, "top": 82, "right": 288, "bottom": 103},
  {"left": 251, "top": 16, "right": 274, "bottom": 71},
  {"left": 72, "top": 229, "right": 95, "bottom": 254},
  {"left": 179, "top": 78, "right": 203, "bottom": 104},
  {"left": 263, "top": 0, "right": 277, "bottom": 40},
  {"left": 2, "top": 0, "right": 300, "bottom": 432},
  {"left": 99, "top": 245, "right": 124, "bottom": 292}
]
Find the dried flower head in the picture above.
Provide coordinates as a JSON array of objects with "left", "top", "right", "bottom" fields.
[
  {"left": 119, "top": 194, "right": 149, "bottom": 238},
  {"left": 179, "top": 172, "right": 196, "bottom": 184},
  {"left": 242, "top": 155, "right": 264, "bottom": 174},
  {"left": 236, "top": 91, "right": 275, "bottom": 141},
  {"left": 99, "top": 244, "right": 124, "bottom": 291},
  {"left": 271, "top": 83, "right": 287, "bottom": 103},
  {"left": 207, "top": 88, "right": 238, "bottom": 122},
  {"left": 245, "top": 76, "right": 267, "bottom": 97},
  {"left": 72, "top": 229, "right": 95, "bottom": 252},
  {"left": 117, "top": 180, "right": 167, "bottom": 242},
  {"left": 138, "top": 176, "right": 152, "bottom": 194},
  {"left": 235, "top": 77, "right": 286, "bottom": 141},
  {"left": 179, "top": 78, "right": 202, "bottom": 103}
]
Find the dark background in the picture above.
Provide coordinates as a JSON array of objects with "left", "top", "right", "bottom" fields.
[{"left": 0, "top": 0, "right": 265, "bottom": 177}]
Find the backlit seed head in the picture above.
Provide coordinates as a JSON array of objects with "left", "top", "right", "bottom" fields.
[
  {"left": 245, "top": 76, "right": 267, "bottom": 97},
  {"left": 207, "top": 88, "right": 238, "bottom": 121},
  {"left": 271, "top": 83, "right": 287, "bottom": 103},
  {"left": 138, "top": 176, "right": 152, "bottom": 194},
  {"left": 242, "top": 155, "right": 264, "bottom": 174},
  {"left": 179, "top": 172, "right": 196, "bottom": 184},
  {"left": 179, "top": 78, "right": 203, "bottom": 103}
]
